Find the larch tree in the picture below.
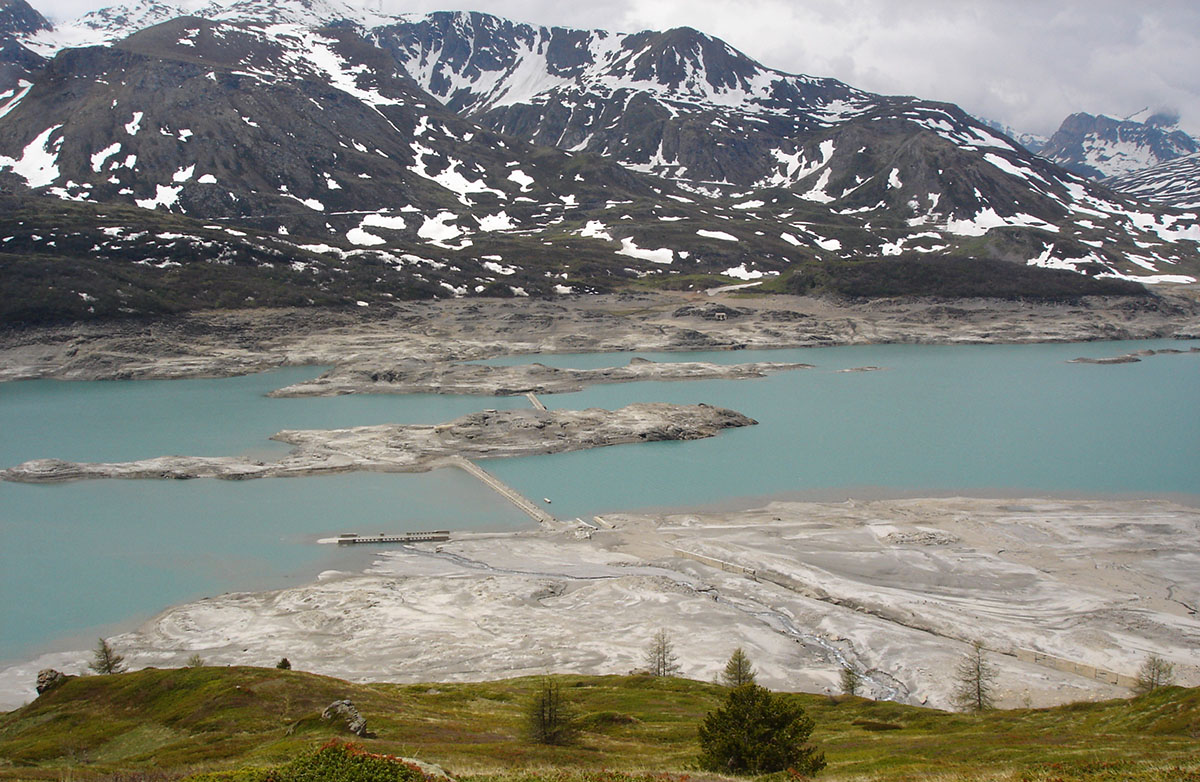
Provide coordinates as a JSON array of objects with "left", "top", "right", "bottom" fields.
[
  {"left": 526, "top": 677, "right": 577, "bottom": 745},
  {"left": 952, "top": 640, "right": 996, "bottom": 712},
  {"left": 645, "top": 628, "right": 681, "bottom": 677},
  {"left": 1134, "top": 654, "right": 1176, "bottom": 694},
  {"left": 839, "top": 664, "right": 862, "bottom": 696},
  {"left": 88, "top": 637, "right": 126, "bottom": 675},
  {"left": 722, "top": 647, "right": 757, "bottom": 687}
]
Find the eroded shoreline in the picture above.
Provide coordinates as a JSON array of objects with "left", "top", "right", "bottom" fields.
[{"left": 4, "top": 291, "right": 1199, "bottom": 385}]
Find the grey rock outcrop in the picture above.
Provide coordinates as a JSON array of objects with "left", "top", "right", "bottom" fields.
[
  {"left": 398, "top": 757, "right": 454, "bottom": 780},
  {"left": 322, "top": 699, "right": 371, "bottom": 737},
  {"left": 35, "top": 668, "right": 66, "bottom": 694}
]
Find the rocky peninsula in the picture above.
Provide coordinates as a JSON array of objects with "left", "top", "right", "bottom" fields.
[
  {"left": 0, "top": 403, "right": 755, "bottom": 483},
  {"left": 268, "top": 356, "right": 813, "bottom": 397}
]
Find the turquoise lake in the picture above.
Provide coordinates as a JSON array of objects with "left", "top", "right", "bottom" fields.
[{"left": 2, "top": 340, "right": 1198, "bottom": 663}]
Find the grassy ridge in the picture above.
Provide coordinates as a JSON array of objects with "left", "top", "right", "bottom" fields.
[{"left": 0, "top": 667, "right": 1197, "bottom": 781}]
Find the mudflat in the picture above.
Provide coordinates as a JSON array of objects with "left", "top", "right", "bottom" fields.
[{"left": 2, "top": 497, "right": 1195, "bottom": 711}]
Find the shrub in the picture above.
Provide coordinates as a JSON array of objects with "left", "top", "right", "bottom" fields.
[{"left": 186, "top": 742, "right": 431, "bottom": 782}]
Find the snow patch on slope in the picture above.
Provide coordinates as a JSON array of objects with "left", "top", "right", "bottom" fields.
[
  {"left": 616, "top": 237, "right": 673, "bottom": 264},
  {"left": 0, "top": 126, "right": 64, "bottom": 188}
]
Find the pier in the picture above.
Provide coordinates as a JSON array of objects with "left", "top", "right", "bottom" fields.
[
  {"left": 524, "top": 392, "right": 547, "bottom": 410},
  {"left": 336, "top": 530, "right": 451, "bottom": 545},
  {"left": 446, "top": 455, "right": 557, "bottom": 525}
]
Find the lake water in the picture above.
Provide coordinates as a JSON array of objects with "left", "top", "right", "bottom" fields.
[{"left": 2, "top": 340, "right": 1198, "bottom": 663}]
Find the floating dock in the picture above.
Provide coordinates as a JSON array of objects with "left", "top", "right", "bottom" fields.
[{"left": 336, "top": 530, "right": 451, "bottom": 545}]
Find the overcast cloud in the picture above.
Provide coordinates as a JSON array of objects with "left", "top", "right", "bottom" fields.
[{"left": 30, "top": 0, "right": 1200, "bottom": 137}]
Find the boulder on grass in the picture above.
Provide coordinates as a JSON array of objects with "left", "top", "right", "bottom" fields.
[{"left": 322, "top": 699, "right": 372, "bottom": 737}]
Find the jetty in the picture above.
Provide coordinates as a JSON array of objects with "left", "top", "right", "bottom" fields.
[
  {"left": 445, "top": 455, "right": 557, "bottom": 526},
  {"left": 336, "top": 530, "right": 451, "bottom": 545}
]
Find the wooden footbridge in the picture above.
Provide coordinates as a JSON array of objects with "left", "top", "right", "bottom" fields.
[{"left": 444, "top": 455, "right": 557, "bottom": 526}]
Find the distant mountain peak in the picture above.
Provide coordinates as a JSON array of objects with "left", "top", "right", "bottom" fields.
[
  {"left": 975, "top": 116, "right": 1047, "bottom": 154},
  {"left": 1144, "top": 110, "right": 1180, "bottom": 129},
  {"left": 1039, "top": 111, "right": 1199, "bottom": 180}
]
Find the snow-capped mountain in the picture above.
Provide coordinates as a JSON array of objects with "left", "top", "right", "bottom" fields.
[
  {"left": 373, "top": 12, "right": 878, "bottom": 187},
  {"left": 1, "top": 0, "right": 1198, "bottom": 323},
  {"left": 1039, "top": 111, "right": 1200, "bottom": 180},
  {"left": 17, "top": 0, "right": 384, "bottom": 54},
  {"left": 1107, "top": 151, "right": 1200, "bottom": 210}
]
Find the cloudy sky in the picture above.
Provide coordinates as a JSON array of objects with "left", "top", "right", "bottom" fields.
[{"left": 30, "top": 0, "right": 1200, "bottom": 138}]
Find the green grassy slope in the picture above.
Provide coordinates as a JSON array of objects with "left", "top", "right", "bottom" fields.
[{"left": 0, "top": 667, "right": 1197, "bottom": 781}]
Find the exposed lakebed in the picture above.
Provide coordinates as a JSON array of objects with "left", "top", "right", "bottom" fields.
[{"left": 1, "top": 339, "right": 1198, "bottom": 664}]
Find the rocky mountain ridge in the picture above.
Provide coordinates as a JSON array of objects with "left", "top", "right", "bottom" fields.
[
  {"left": 1039, "top": 110, "right": 1200, "bottom": 180},
  {"left": 1, "top": 0, "right": 1198, "bottom": 324}
]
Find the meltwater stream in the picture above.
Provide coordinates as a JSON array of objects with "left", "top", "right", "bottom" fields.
[{"left": 1, "top": 340, "right": 1197, "bottom": 663}]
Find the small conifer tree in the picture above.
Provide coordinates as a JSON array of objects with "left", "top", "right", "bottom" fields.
[
  {"left": 721, "top": 647, "right": 757, "bottom": 687},
  {"left": 526, "top": 677, "right": 577, "bottom": 745},
  {"left": 88, "top": 637, "right": 126, "bottom": 675},
  {"left": 276, "top": 657, "right": 292, "bottom": 670},
  {"left": 697, "top": 684, "right": 826, "bottom": 775},
  {"left": 1134, "top": 654, "right": 1176, "bottom": 693},
  {"left": 952, "top": 641, "right": 996, "bottom": 712},
  {"left": 839, "top": 664, "right": 862, "bottom": 696}
]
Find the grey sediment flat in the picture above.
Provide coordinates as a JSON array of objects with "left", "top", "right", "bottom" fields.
[
  {"left": 1066, "top": 346, "right": 1200, "bottom": 364},
  {"left": 4, "top": 496, "right": 1195, "bottom": 712}
]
